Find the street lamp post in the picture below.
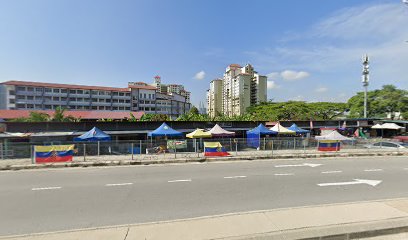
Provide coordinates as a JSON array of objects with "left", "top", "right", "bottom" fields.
[{"left": 362, "top": 54, "right": 369, "bottom": 118}]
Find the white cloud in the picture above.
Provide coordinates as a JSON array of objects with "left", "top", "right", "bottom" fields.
[
  {"left": 266, "top": 72, "right": 280, "bottom": 80},
  {"left": 267, "top": 81, "right": 280, "bottom": 89},
  {"left": 315, "top": 87, "right": 328, "bottom": 93},
  {"left": 280, "top": 70, "right": 310, "bottom": 81},
  {"left": 193, "top": 71, "right": 206, "bottom": 80}
]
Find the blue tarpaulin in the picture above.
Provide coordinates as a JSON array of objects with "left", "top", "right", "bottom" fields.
[
  {"left": 147, "top": 122, "right": 183, "bottom": 137},
  {"left": 287, "top": 123, "right": 310, "bottom": 134},
  {"left": 246, "top": 124, "right": 277, "bottom": 148},
  {"left": 74, "top": 127, "right": 111, "bottom": 142}
]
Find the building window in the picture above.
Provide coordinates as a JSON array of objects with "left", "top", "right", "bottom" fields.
[
  {"left": 35, "top": 96, "right": 42, "bottom": 100},
  {"left": 125, "top": 93, "right": 130, "bottom": 97},
  {"left": 125, "top": 107, "right": 130, "bottom": 111},
  {"left": 69, "top": 97, "right": 75, "bottom": 101},
  {"left": 9, "top": 90, "right": 15, "bottom": 95},
  {"left": 113, "top": 107, "right": 118, "bottom": 110},
  {"left": 16, "top": 104, "right": 25, "bottom": 108},
  {"left": 16, "top": 86, "right": 26, "bottom": 91},
  {"left": 91, "top": 98, "right": 98, "bottom": 102},
  {"left": 35, "top": 88, "right": 42, "bottom": 92},
  {"left": 61, "top": 97, "right": 67, "bottom": 101},
  {"left": 52, "top": 97, "right": 59, "bottom": 101},
  {"left": 27, "top": 104, "right": 34, "bottom": 109},
  {"left": 35, "top": 104, "right": 42, "bottom": 109},
  {"left": 106, "top": 99, "right": 111, "bottom": 103},
  {"left": 53, "top": 89, "right": 60, "bottom": 93},
  {"left": 112, "top": 92, "right": 118, "bottom": 96},
  {"left": 144, "top": 93, "right": 146, "bottom": 98},
  {"left": 27, "top": 87, "right": 34, "bottom": 92},
  {"left": 125, "top": 100, "right": 130, "bottom": 103},
  {"left": 106, "top": 106, "right": 111, "bottom": 110},
  {"left": 84, "top": 90, "right": 90, "bottom": 94},
  {"left": 45, "top": 88, "right": 52, "bottom": 92},
  {"left": 9, "top": 99, "right": 15, "bottom": 104},
  {"left": 70, "top": 89, "right": 76, "bottom": 94},
  {"left": 17, "top": 95, "right": 25, "bottom": 100},
  {"left": 92, "top": 106, "right": 97, "bottom": 110},
  {"left": 91, "top": 91, "right": 98, "bottom": 95},
  {"left": 61, "top": 89, "right": 67, "bottom": 93},
  {"left": 139, "top": 93, "right": 142, "bottom": 98},
  {"left": 27, "top": 96, "right": 34, "bottom": 100},
  {"left": 77, "top": 90, "right": 83, "bottom": 94}
]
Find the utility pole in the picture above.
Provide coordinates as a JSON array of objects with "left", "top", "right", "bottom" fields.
[{"left": 362, "top": 54, "right": 369, "bottom": 118}]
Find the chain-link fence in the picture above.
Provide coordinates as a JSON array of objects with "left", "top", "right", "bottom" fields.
[{"left": 0, "top": 137, "right": 406, "bottom": 165}]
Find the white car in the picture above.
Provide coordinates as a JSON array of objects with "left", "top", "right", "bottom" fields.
[{"left": 365, "top": 141, "right": 407, "bottom": 149}]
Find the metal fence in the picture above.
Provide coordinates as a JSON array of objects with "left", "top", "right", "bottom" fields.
[{"left": 0, "top": 137, "right": 406, "bottom": 164}]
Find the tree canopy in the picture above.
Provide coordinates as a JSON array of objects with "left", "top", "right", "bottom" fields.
[{"left": 347, "top": 85, "right": 408, "bottom": 118}]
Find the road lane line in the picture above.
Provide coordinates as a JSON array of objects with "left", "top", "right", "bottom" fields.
[
  {"left": 168, "top": 179, "right": 192, "bottom": 183},
  {"left": 105, "top": 183, "right": 133, "bottom": 187},
  {"left": 32, "top": 187, "right": 61, "bottom": 191},
  {"left": 274, "top": 173, "right": 294, "bottom": 176},
  {"left": 364, "top": 169, "right": 383, "bottom": 172},
  {"left": 224, "top": 176, "right": 247, "bottom": 179},
  {"left": 321, "top": 171, "right": 342, "bottom": 174}
]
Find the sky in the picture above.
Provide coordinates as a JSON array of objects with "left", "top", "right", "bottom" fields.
[{"left": 0, "top": 0, "right": 407, "bottom": 107}]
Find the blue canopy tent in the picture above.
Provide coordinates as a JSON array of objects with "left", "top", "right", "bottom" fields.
[
  {"left": 74, "top": 127, "right": 111, "bottom": 142},
  {"left": 147, "top": 122, "right": 183, "bottom": 137},
  {"left": 246, "top": 124, "right": 277, "bottom": 148},
  {"left": 287, "top": 123, "right": 310, "bottom": 134}
]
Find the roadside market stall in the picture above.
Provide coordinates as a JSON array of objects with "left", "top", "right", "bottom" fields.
[
  {"left": 208, "top": 124, "right": 235, "bottom": 137},
  {"left": 287, "top": 123, "right": 310, "bottom": 135},
  {"left": 315, "top": 130, "right": 352, "bottom": 151},
  {"left": 269, "top": 123, "right": 296, "bottom": 135},
  {"left": 246, "top": 124, "right": 277, "bottom": 149},
  {"left": 186, "top": 128, "right": 212, "bottom": 152},
  {"left": 73, "top": 127, "right": 112, "bottom": 156},
  {"left": 147, "top": 123, "right": 183, "bottom": 154}
]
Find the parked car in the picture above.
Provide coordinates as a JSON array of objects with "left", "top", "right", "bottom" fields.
[
  {"left": 364, "top": 141, "right": 407, "bottom": 149},
  {"left": 393, "top": 134, "right": 408, "bottom": 143}
]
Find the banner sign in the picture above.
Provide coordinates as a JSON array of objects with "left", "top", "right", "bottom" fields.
[
  {"left": 34, "top": 145, "right": 75, "bottom": 163},
  {"left": 167, "top": 140, "right": 187, "bottom": 150},
  {"left": 204, "top": 142, "right": 230, "bottom": 157}
]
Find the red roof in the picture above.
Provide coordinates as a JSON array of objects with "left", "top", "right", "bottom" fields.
[
  {"left": 1, "top": 80, "right": 130, "bottom": 92},
  {"left": 0, "top": 110, "right": 144, "bottom": 120},
  {"left": 229, "top": 64, "right": 242, "bottom": 68}
]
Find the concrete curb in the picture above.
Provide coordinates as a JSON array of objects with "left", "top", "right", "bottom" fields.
[{"left": 0, "top": 151, "right": 407, "bottom": 171}]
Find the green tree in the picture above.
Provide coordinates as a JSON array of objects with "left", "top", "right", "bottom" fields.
[
  {"left": 139, "top": 113, "right": 170, "bottom": 121},
  {"left": 347, "top": 85, "right": 408, "bottom": 118},
  {"left": 51, "top": 107, "right": 78, "bottom": 122}
]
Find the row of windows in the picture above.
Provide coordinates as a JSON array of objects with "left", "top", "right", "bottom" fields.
[
  {"left": 14, "top": 87, "right": 130, "bottom": 96},
  {"left": 15, "top": 104, "right": 131, "bottom": 111},
  {"left": 139, "top": 93, "right": 155, "bottom": 99},
  {"left": 14, "top": 95, "right": 131, "bottom": 103}
]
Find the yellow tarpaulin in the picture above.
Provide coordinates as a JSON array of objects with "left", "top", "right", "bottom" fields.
[
  {"left": 203, "top": 142, "right": 222, "bottom": 148},
  {"left": 186, "top": 129, "right": 212, "bottom": 138}
]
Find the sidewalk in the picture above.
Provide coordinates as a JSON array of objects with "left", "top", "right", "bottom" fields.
[
  {"left": 0, "top": 148, "right": 407, "bottom": 171},
  {"left": 3, "top": 198, "right": 408, "bottom": 240}
]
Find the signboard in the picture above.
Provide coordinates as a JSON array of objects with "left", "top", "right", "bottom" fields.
[{"left": 167, "top": 140, "right": 187, "bottom": 150}]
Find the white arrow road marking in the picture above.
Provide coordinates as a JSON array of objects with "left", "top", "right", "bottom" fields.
[
  {"left": 32, "top": 187, "right": 61, "bottom": 191},
  {"left": 105, "top": 183, "right": 133, "bottom": 187},
  {"left": 275, "top": 163, "right": 322, "bottom": 168},
  {"left": 321, "top": 171, "right": 342, "bottom": 174},
  {"left": 318, "top": 179, "right": 382, "bottom": 187},
  {"left": 364, "top": 169, "right": 383, "bottom": 172},
  {"left": 274, "top": 173, "right": 294, "bottom": 176},
  {"left": 168, "top": 179, "right": 192, "bottom": 183},
  {"left": 224, "top": 176, "right": 247, "bottom": 179}
]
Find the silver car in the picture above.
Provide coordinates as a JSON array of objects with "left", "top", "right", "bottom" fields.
[{"left": 365, "top": 141, "right": 407, "bottom": 149}]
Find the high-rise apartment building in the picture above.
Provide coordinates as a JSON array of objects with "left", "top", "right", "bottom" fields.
[
  {"left": 0, "top": 80, "right": 191, "bottom": 119},
  {"left": 206, "top": 64, "right": 267, "bottom": 117}
]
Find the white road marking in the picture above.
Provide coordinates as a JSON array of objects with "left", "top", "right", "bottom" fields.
[
  {"left": 275, "top": 163, "right": 322, "bottom": 168},
  {"left": 32, "top": 187, "right": 61, "bottom": 191},
  {"left": 105, "top": 183, "right": 133, "bottom": 187},
  {"left": 168, "top": 179, "right": 192, "bottom": 183},
  {"left": 318, "top": 179, "right": 382, "bottom": 187},
  {"left": 364, "top": 169, "right": 383, "bottom": 172},
  {"left": 224, "top": 176, "right": 247, "bottom": 179},
  {"left": 274, "top": 173, "right": 294, "bottom": 176},
  {"left": 321, "top": 171, "right": 343, "bottom": 174}
]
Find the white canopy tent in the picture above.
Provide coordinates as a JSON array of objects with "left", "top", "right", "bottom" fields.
[
  {"left": 269, "top": 123, "right": 295, "bottom": 134},
  {"left": 315, "top": 130, "right": 353, "bottom": 141},
  {"left": 208, "top": 124, "right": 235, "bottom": 137}
]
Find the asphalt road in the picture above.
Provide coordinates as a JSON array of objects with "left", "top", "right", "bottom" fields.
[{"left": 1, "top": 156, "right": 408, "bottom": 236}]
